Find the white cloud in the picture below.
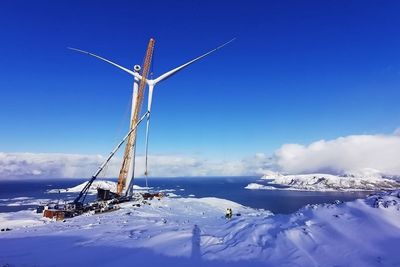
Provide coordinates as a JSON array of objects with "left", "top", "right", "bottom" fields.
[
  {"left": 2, "top": 131, "right": 400, "bottom": 179},
  {"left": 273, "top": 134, "right": 400, "bottom": 176},
  {"left": 0, "top": 152, "right": 106, "bottom": 179},
  {"left": 0, "top": 152, "right": 269, "bottom": 179}
]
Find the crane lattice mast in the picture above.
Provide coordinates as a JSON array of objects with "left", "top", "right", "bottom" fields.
[
  {"left": 68, "top": 38, "right": 234, "bottom": 199},
  {"left": 116, "top": 38, "right": 155, "bottom": 195}
]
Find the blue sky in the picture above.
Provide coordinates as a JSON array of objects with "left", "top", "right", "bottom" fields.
[{"left": 1, "top": 0, "right": 400, "bottom": 161}]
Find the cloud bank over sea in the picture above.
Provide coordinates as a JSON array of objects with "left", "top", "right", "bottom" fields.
[
  {"left": 1, "top": 131, "right": 400, "bottom": 179},
  {"left": 273, "top": 132, "right": 400, "bottom": 177}
]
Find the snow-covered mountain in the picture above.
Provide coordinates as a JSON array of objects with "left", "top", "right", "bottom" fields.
[
  {"left": 244, "top": 183, "right": 277, "bottom": 190},
  {"left": 47, "top": 180, "right": 151, "bottom": 194},
  {"left": 47, "top": 180, "right": 117, "bottom": 194},
  {"left": 1, "top": 191, "right": 399, "bottom": 266},
  {"left": 255, "top": 171, "right": 400, "bottom": 191}
]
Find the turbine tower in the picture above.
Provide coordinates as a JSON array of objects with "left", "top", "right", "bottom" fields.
[
  {"left": 69, "top": 38, "right": 234, "bottom": 196},
  {"left": 116, "top": 38, "right": 154, "bottom": 195}
]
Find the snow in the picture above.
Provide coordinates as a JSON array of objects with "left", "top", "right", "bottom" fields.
[
  {"left": 47, "top": 180, "right": 118, "bottom": 194},
  {"left": 47, "top": 180, "right": 150, "bottom": 194},
  {"left": 132, "top": 184, "right": 152, "bottom": 190},
  {"left": 1, "top": 192, "right": 400, "bottom": 266},
  {"left": 166, "top": 192, "right": 180, "bottom": 197},
  {"left": 159, "top": 189, "right": 176, "bottom": 192},
  {"left": 244, "top": 183, "right": 277, "bottom": 190},
  {"left": 343, "top": 167, "right": 384, "bottom": 179},
  {"left": 0, "top": 197, "right": 33, "bottom": 201},
  {"left": 0, "top": 210, "right": 46, "bottom": 229},
  {"left": 0, "top": 197, "right": 52, "bottom": 207},
  {"left": 257, "top": 172, "right": 400, "bottom": 191}
]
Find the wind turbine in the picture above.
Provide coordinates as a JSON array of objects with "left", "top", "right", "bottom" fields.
[{"left": 68, "top": 38, "right": 235, "bottom": 195}]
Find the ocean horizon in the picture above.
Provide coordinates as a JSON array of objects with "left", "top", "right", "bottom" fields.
[{"left": 0, "top": 176, "right": 371, "bottom": 214}]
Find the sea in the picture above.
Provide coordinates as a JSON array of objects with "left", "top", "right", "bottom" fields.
[{"left": 0, "top": 176, "right": 371, "bottom": 214}]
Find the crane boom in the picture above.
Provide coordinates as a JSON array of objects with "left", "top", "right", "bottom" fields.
[
  {"left": 116, "top": 38, "right": 155, "bottom": 195},
  {"left": 73, "top": 111, "right": 148, "bottom": 205},
  {"left": 68, "top": 38, "right": 234, "bottom": 196}
]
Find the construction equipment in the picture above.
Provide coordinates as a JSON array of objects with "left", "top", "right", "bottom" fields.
[
  {"left": 38, "top": 38, "right": 234, "bottom": 218},
  {"left": 73, "top": 112, "right": 149, "bottom": 207},
  {"left": 69, "top": 38, "right": 234, "bottom": 199},
  {"left": 116, "top": 38, "right": 155, "bottom": 195}
]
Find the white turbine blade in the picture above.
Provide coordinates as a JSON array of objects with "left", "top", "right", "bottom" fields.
[
  {"left": 68, "top": 47, "right": 142, "bottom": 80},
  {"left": 153, "top": 38, "right": 235, "bottom": 84}
]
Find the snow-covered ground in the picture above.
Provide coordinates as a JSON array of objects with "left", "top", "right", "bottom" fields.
[
  {"left": 47, "top": 180, "right": 150, "bottom": 194},
  {"left": 247, "top": 171, "right": 400, "bottom": 191},
  {"left": 1, "top": 191, "right": 399, "bottom": 266}
]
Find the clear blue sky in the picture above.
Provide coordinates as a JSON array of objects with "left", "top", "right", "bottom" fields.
[{"left": 1, "top": 0, "right": 400, "bottom": 160}]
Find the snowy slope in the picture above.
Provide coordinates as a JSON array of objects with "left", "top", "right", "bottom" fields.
[
  {"left": 47, "top": 180, "right": 151, "bottom": 194},
  {"left": 1, "top": 191, "right": 400, "bottom": 266},
  {"left": 47, "top": 180, "right": 117, "bottom": 193},
  {"left": 255, "top": 172, "right": 400, "bottom": 191}
]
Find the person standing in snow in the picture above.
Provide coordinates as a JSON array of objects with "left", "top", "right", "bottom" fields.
[{"left": 225, "top": 208, "right": 233, "bottom": 219}]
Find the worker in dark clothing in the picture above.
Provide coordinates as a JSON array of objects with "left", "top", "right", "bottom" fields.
[{"left": 225, "top": 208, "right": 233, "bottom": 219}]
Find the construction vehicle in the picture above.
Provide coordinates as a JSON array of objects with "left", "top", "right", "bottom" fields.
[{"left": 39, "top": 38, "right": 234, "bottom": 219}]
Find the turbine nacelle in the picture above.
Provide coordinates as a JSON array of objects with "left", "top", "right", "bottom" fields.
[
  {"left": 68, "top": 39, "right": 235, "bottom": 195},
  {"left": 68, "top": 38, "right": 235, "bottom": 87}
]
